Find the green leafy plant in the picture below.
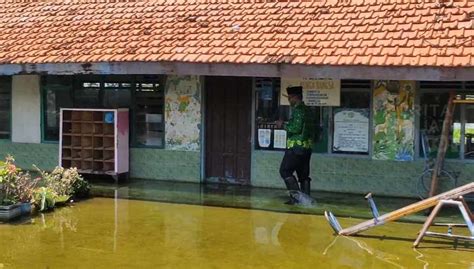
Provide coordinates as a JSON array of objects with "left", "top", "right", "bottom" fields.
[
  {"left": 10, "top": 171, "right": 41, "bottom": 203},
  {"left": 33, "top": 187, "right": 58, "bottom": 211},
  {"left": 34, "top": 165, "right": 90, "bottom": 202},
  {"left": 71, "top": 176, "right": 90, "bottom": 199},
  {"left": 0, "top": 155, "right": 90, "bottom": 212},
  {"left": 0, "top": 155, "right": 18, "bottom": 205}
]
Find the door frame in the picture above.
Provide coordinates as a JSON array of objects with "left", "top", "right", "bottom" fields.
[
  {"left": 200, "top": 76, "right": 206, "bottom": 183},
  {"left": 202, "top": 76, "right": 253, "bottom": 184},
  {"left": 250, "top": 77, "right": 256, "bottom": 182}
]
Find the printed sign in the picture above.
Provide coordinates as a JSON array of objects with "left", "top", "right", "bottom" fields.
[
  {"left": 273, "top": 129, "right": 287, "bottom": 149},
  {"left": 280, "top": 78, "right": 340, "bottom": 106},
  {"left": 333, "top": 109, "right": 369, "bottom": 153},
  {"left": 258, "top": 129, "right": 271, "bottom": 148}
]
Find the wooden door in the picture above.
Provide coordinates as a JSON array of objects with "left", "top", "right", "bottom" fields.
[{"left": 205, "top": 76, "right": 252, "bottom": 184}]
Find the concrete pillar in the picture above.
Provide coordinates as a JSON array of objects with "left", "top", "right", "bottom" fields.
[{"left": 11, "top": 75, "right": 41, "bottom": 143}]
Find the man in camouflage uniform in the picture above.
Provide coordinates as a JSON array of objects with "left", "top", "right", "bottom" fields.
[{"left": 277, "top": 86, "right": 315, "bottom": 204}]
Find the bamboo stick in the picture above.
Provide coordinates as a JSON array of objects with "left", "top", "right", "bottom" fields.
[
  {"left": 459, "top": 197, "right": 474, "bottom": 222},
  {"left": 338, "top": 182, "right": 474, "bottom": 236},
  {"left": 413, "top": 201, "right": 444, "bottom": 247}
]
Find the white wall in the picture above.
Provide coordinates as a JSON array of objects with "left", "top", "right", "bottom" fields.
[{"left": 12, "top": 75, "right": 41, "bottom": 143}]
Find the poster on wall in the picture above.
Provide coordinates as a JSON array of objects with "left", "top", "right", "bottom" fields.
[
  {"left": 165, "top": 75, "right": 201, "bottom": 151},
  {"left": 273, "top": 129, "right": 287, "bottom": 149},
  {"left": 333, "top": 109, "right": 369, "bottom": 153},
  {"left": 373, "top": 80, "right": 416, "bottom": 161},
  {"left": 258, "top": 129, "right": 271, "bottom": 148},
  {"left": 280, "top": 78, "right": 340, "bottom": 106}
]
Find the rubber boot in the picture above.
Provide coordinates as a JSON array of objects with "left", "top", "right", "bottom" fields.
[
  {"left": 284, "top": 176, "right": 300, "bottom": 191},
  {"left": 300, "top": 180, "right": 311, "bottom": 196},
  {"left": 283, "top": 176, "right": 300, "bottom": 205}
]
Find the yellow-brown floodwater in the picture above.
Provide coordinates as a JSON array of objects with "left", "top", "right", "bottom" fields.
[{"left": 0, "top": 197, "right": 472, "bottom": 268}]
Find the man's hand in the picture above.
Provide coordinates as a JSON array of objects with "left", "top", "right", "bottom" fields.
[{"left": 276, "top": 120, "right": 284, "bottom": 128}]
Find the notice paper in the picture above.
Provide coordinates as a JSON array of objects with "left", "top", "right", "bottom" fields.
[
  {"left": 273, "top": 129, "right": 287, "bottom": 149},
  {"left": 258, "top": 129, "right": 271, "bottom": 148}
]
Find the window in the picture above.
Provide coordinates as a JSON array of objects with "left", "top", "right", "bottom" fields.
[
  {"left": 103, "top": 82, "right": 132, "bottom": 108},
  {"left": 75, "top": 76, "right": 132, "bottom": 108},
  {"left": 464, "top": 100, "right": 474, "bottom": 159},
  {"left": 255, "top": 78, "right": 285, "bottom": 150},
  {"left": 41, "top": 75, "right": 166, "bottom": 148},
  {"left": 331, "top": 80, "right": 371, "bottom": 155},
  {"left": 42, "top": 76, "right": 73, "bottom": 141},
  {"left": 419, "top": 82, "right": 462, "bottom": 159},
  {"left": 0, "top": 76, "right": 11, "bottom": 139},
  {"left": 134, "top": 76, "right": 166, "bottom": 147},
  {"left": 254, "top": 77, "right": 328, "bottom": 152},
  {"left": 74, "top": 80, "right": 101, "bottom": 108},
  {"left": 254, "top": 79, "right": 370, "bottom": 155}
]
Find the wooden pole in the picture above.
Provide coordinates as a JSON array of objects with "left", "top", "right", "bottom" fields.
[
  {"left": 413, "top": 201, "right": 444, "bottom": 247},
  {"left": 429, "top": 91, "right": 456, "bottom": 197},
  {"left": 459, "top": 196, "right": 474, "bottom": 222},
  {"left": 337, "top": 182, "right": 474, "bottom": 236}
]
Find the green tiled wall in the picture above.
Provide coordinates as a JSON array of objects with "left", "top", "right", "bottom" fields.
[
  {"left": 2, "top": 141, "right": 472, "bottom": 198},
  {"left": 0, "top": 142, "right": 201, "bottom": 183},
  {"left": 252, "top": 150, "right": 474, "bottom": 198},
  {"left": 0, "top": 141, "right": 58, "bottom": 170},
  {"left": 130, "top": 148, "right": 201, "bottom": 182}
]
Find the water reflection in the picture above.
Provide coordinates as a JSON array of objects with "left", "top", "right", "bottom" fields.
[
  {"left": 326, "top": 229, "right": 474, "bottom": 268},
  {"left": 412, "top": 247, "right": 430, "bottom": 269},
  {"left": 254, "top": 221, "right": 284, "bottom": 246},
  {"left": 323, "top": 236, "right": 406, "bottom": 269},
  {"left": 90, "top": 179, "right": 472, "bottom": 228}
]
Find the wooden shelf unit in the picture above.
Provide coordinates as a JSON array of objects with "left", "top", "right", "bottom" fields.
[{"left": 60, "top": 108, "right": 129, "bottom": 178}]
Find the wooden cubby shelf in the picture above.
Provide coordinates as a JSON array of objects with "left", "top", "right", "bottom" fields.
[
  {"left": 62, "top": 160, "right": 71, "bottom": 168},
  {"left": 60, "top": 108, "right": 129, "bottom": 178}
]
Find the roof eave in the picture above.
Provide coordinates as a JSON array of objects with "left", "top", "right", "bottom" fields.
[{"left": 0, "top": 61, "right": 472, "bottom": 81}]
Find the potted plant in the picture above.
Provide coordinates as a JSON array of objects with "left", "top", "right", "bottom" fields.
[
  {"left": 33, "top": 165, "right": 90, "bottom": 211},
  {"left": 0, "top": 156, "right": 40, "bottom": 221}
]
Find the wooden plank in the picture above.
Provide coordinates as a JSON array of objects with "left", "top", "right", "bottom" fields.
[{"left": 337, "top": 182, "right": 474, "bottom": 236}]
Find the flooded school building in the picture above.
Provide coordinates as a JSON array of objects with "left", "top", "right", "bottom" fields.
[{"left": 1, "top": 0, "right": 474, "bottom": 198}]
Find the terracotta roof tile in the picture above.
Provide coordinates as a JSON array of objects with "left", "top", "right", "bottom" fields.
[{"left": 0, "top": 0, "right": 472, "bottom": 67}]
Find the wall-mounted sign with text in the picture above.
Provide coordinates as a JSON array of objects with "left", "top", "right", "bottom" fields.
[
  {"left": 333, "top": 108, "right": 369, "bottom": 153},
  {"left": 280, "top": 78, "right": 340, "bottom": 106}
]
